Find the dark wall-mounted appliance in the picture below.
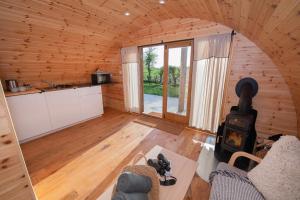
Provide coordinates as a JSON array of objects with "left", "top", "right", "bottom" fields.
[
  {"left": 91, "top": 72, "right": 111, "bottom": 85},
  {"left": 215, "top": 77, "right": 258, "bottom": 170}
]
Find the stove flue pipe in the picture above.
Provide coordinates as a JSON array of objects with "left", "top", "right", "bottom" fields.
[{"left": 235, "top": 77, "right": 258, "bottom": 113}]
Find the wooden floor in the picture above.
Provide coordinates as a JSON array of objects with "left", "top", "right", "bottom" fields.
[{"left": 21, "top": 108, "right": 210, "bottom": 200}]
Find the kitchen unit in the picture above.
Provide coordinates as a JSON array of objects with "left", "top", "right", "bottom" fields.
[
  {"left": 45, "top": 89, "right": 83, "bottom": 130},
  {"left": 77, "top": 86, "right": 104, "bottom": 120},
  {"left": 6, "top": 92, "right": 52, "bottom": 141},
  {"left": 6, "top": 85, "right": 103, "bottom": 142}
]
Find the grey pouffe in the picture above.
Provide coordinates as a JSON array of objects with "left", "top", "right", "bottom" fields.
[
  {"left": 112, "top": 192, "right": 148, "bottom": 200},
  {"left": 117, "top": 172, "right": 152, "bottom": 193}
]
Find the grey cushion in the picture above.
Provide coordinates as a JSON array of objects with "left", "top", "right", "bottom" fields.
[
  {"left": 216, "top": 162, "right": 247, "bottom": 177},
  {"left": 112, "top": 192, "right": 148, "bottom": 200},
  {"left": 116, "top": 172, "right": 152, "bottom": 193},
  {"left": 209, "top": 162, "right": 264, "bottom": 200}
]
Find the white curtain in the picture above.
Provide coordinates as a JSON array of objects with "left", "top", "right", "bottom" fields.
[
  {"left": 189, "top": 33, "right": 232, "bottom": 132},
  {"left": 121, "top": 46, "right": 140, "bottom": 113}
]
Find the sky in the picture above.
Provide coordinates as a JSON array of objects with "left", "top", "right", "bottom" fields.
[{"left": 143, "top": 45, "right": 191, "bottom": 68}]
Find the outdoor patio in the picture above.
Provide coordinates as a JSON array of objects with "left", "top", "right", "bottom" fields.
[{"left": 143, "top": 94, "right": 186, "bottom": 116}]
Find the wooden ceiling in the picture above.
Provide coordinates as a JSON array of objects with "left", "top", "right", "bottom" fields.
[{"left": 0, "top": 0, "right": 299, "bottom": 134}]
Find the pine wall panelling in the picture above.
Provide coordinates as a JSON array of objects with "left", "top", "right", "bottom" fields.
[
  {"left": 0, "top": 82, "right": 36, "bottom": 199},
  {"left": 0, "top": 0, "right": 125, "bottom": 109},
  {"left": 0, "top": 0, "right": 299, "bottom": 135},
  {"left": 222, "top": 34, "right": 297, "bottom": 136},
  {"left": 122, "top": 18, "right": 297, "bottom": 136}
]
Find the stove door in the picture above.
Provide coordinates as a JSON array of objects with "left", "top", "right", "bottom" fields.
[{"left": 221, "top": 127, "right": 246, "bottom": 152}]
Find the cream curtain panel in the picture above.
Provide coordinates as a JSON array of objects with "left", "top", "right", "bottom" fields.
[
  {"left": 189, "top": 33, "right": 232, "bottom": 132},
  {"left": 121, "top": 46, "right": 140, "bottom": 113}
]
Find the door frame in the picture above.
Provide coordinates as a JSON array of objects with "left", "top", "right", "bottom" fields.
[
  {"left": 163, "top": 40, "right": 193, "bottom": 123},
  {"left": 139, "top": 39, "right": 194, "bottom": 124},
  {"left": 138, "top": 46, "right": 144, "bottom": 114}
]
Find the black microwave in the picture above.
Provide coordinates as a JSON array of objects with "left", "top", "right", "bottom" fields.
[{"left": 91, "top": 72, "right": 111, "bottom": 85}]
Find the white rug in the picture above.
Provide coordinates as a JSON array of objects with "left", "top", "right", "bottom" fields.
[{"left": 196, "top": 136, "right": 219, "bottom": 182}]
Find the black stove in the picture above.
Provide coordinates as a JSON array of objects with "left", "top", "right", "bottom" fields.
[{"left": 215, "top": 77, "right": 258, "bottom": 170}]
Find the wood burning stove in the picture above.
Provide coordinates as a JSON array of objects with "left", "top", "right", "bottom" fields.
[{"left": 215, "top": 77, "right": 258, "bottom": 170}]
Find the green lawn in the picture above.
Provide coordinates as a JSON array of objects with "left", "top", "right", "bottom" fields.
[{"left": 143, "top": 82, "right": 179, "bottom": 97}]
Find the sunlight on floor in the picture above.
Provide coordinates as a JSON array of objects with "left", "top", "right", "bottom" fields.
[
  {"left": 34, "top": 122, "right": 153, "bottom": 200},
  {"left": 193, "top": 135, "right": 216, "bottom": 151}
]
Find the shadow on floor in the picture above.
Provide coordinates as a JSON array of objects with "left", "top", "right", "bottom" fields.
[{"left": 134, "top": 114, "right": 185, "bottom": 135}]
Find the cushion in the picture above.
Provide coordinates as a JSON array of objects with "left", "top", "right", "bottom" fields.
[
  {"left": 248, "top": 136, "right": 300, "bottom": 200},
  {"left": 209, "top": 162, "right": 264, "bottom": 200}
]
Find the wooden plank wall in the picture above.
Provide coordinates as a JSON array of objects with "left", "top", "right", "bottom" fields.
[
  {"left": 123, "top": 18, "right": 297, "bottom": 136},
  {"left": 0, "top": 82, "right": 36, "bottom": 199},
  {"left": 0, "top": 0, "right": 298, "bottom": 135},
  {"left": 222, "top": 34, "right": 297, "bottom": 136},
  {"left": 0, "top": 0, "right": 124, "bottom": 110}
]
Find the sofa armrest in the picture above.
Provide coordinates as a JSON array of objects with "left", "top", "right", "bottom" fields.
[{"left": 228, "top": 151, "right": 262, "bottom": 166}]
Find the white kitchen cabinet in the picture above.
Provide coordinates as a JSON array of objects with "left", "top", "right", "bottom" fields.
[
  {"left": 6, "top": 93, "right": 52, "bottom": 141},
  {"left": 79, "top": 93, "right": 103, "bottom": 119},
  {"left": 45, "top": 89, "right": 82, "bottom": 130},
  {"left": 6, "top": 86, "right": 104, "bottom": 142},
  {"left": 77, "top": 85, "right": 102, "bottom": 96},
  {"left": 78, "top": 86, "right": 103, "bottom": 119}
]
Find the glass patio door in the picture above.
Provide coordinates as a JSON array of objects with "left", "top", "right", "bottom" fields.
[
  {"left": 163, "top": 40, "right": 193, "bottom": 123},
  {"left": 141, "top": 45, "right": 165, "bottom": 118}
]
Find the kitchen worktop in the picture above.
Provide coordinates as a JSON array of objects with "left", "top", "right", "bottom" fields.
[
  {"left": 4, "top": 83, "right": 97, "bottom": 97},
  {"left": 5, "top": 88, "right": 42, "bottom": 97},
  {"left": 39, "top": 83, "right": 93, "bottom": 92}
]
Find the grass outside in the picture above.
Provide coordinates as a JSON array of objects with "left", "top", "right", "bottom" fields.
[{"left": 143, "top": 82, "right": 179, "bottom": 97}]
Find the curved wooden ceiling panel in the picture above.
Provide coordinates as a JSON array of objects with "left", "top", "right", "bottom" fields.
[
  {"left": 102, "top": 0, "right": 300, "bottom": 134},
  {"left": 104, "top": 0, "right": 300, "bottom": 133},
  {"left": 0, "top": 0, "right": 299, "bottom": 133}
]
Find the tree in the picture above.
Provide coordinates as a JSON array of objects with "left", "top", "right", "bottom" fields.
[
  {"left": 159, "top": 67, "right": 164, "bottom": 84},
  {"left": 144, "top": 47, "right": 157, "bottom": 82},
  {"left": 154, "top": 75, "right": 159, "bottom": 83},
  {"left": 168, "top": 66, "right": 180, "bottom": 86}
]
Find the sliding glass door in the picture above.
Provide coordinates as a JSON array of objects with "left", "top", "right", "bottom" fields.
[
  {"left": 141, "top": 45, "right": 164, "bottom": 118},
  {"left": 163, "top": 40, "right": 193, "bottom": 123},
  {"left": 140, "top": 40, "right": 193, "bottom": 123}
]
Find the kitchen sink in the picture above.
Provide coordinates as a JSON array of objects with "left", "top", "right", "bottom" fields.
[
  {"left": 40, "top": 84, "right": 77, "bottom": 92},
  {"left": 54, "top": 84, "right": 74, "bottom": 89}
]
